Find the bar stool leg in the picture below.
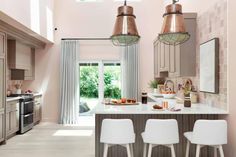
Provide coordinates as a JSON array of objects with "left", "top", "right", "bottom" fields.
[
  {"left": 147, "top": 144, "right": 153, "bottom": 157},
  {"left": 143, "top": 143, "right": 147, "bottom": 157},
  {"left": 126, "top": 144, "right": 132, "bottom": 157},
  {"left": 103, "top": 144, "right": 109, "bottom": 157},
  {"left": 185, "top": 140, "right": 190, "bottom": 157},
  {"left": 196, "top": 145, "right": 201, "bottom": 157},
  {"left": 130, "top": 144, "right": 134, "bottom": 157},
  {"left": 219, "top": 145, "right": 224, "bottom": 157},
  {"left": 170, "top": 144, "right": 176, "bottom": 157},
  {"left": 214, "top": 146, "right": 218, "bottom": 157}
]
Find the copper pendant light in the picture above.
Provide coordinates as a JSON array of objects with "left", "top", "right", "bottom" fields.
[
  {"left": 159, "top": 0, "right": 190, "bottom": 45},
  {"left": 111, "top": 0, "right": 140, "bottom": 46}
]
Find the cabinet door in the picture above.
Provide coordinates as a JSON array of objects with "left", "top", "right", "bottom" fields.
[
  {"left": 0, "top": 59, "right": 4, "bottom": 110},
  {"left": 6, "top": 101, "right": 19, "bottom": 136},
  {"left": 10, "top": 110, "right": 19, "bottom": 133},
  {"left": 5, "top": 111, "right": 10, "bottom": 136},
  {"left": 0, "top": 32, "right": 6, "bottom": 57},
  {"left": 154, "top": 41, "right": 159, "bottom": 78},
  {"left": 169, "top": 45, "right": 180, "bottom": 77},
  {"left": 24, "top": 49, "right": 35, "bottom": 80},
  {"left": 0, "top": 111, "right": 4, "bottom": 142},
  {"left": 159, "top": 43, "right": 170, "bottom": 72}
]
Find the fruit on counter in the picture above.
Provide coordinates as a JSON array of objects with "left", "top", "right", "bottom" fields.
[
  {"left": 131, "top": 99, "right": 136, "bottom": 103},
  {"left": 111, "top": 98, "right": 136, "bottom": 104},
  {"left": 121, "top": 98, "right": 127, "bottom": 103},
  {"left": 161, "top": 91, "right": 176, "bottom": 94},
  {"left": 153, "top": 104, "right": 163, "bottom": 110}
]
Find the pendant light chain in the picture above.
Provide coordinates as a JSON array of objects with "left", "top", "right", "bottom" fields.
[
  {"left": 124, "top": 0, "right": 127, "bottom": 6},
  {"left": 173, "top": 0, "right": 179, "bottom": 4}
]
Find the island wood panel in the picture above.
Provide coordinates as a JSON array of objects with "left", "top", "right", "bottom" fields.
[{"left": 95, "top": 114, "right": 218, "bottom": 157}]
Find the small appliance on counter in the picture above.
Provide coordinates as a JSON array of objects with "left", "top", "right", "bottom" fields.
[
  {"left": 15, "top": 83, "right": 22, "bottom": 94},
  {"left": 141, "top": 92, "right": 148, "bottom": 104}
]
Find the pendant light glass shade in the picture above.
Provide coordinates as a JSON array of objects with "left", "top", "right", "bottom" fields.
[
  {"left": 158, "top": 1, "right": 190, "bottom": 45},
  {"left": 111, "top": 2, "right": 140, "bottom": 46}
]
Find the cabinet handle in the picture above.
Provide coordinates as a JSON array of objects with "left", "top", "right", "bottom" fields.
[{"left": 24, "top": 113, "right": 33, "bottom": 118}]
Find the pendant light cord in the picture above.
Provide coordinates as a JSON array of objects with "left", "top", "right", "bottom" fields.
[
  {"left": 124, "top": 0, "right": 127, "bottom": 6},
  {"left": 173, "top": 0, "right": 179, "bottom": 4}
]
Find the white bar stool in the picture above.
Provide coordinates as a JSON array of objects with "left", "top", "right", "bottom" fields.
[
  {"left": 100, "top": 119, "right": 135, "bottom": 157},
  {"left": 142, "top": 119, "right": 179, "bottom": 157},
  {"left": 184, "top": 120, "right": 227, "bottom": 157}
]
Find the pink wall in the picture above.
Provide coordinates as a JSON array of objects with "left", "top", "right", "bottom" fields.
[
  {"left": 13, "top": 0, "right": 236, "bottom": 155},
  {"left": 23, "top": 0, "right": 164, "bottom": 122},
  {"left": 0, "top": 0, "right": 54, "bottom": 41},
  {"left": 224, "top": 0, "right": 236, "bottom": 156}
]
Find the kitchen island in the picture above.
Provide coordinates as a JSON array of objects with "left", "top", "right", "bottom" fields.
[{"left": 94, "top": 101, "right": 228, "bottom": 157}]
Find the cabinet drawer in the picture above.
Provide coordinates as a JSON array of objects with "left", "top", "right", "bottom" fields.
[
  {"left": 34, "top": 96, "right": 42, "bottom": 103},
  {"left": 6, "top": 101, "right": 19, "bottom": 112}
]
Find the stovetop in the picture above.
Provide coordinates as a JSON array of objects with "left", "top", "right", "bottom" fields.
[{"left": 7, "top": 93, "right": 34, "bottom": 99}]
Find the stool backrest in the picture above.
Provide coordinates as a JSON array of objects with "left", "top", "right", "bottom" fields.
[
  {"left": 144, "top": 119, "right": 179, "bottom": 144},
  {"left": 192, "top": 120, "right": 227, "bottom": 145},
  {"left": 100, "top": 119, "right": 135, "bottom": 144}
]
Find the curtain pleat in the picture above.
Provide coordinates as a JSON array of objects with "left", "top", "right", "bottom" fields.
[
  {"left": 59, "top": 40, "right": 80, "bottom": 124},
  {"left": 121, "top": 44, "right": 140, "bottom": 100}
]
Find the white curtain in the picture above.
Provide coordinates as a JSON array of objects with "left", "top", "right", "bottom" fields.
[
  {"left": 121, "top": 44, "right": 140, "bottom": 100},
  {"left": 59, "top": 40, "right": 80, "bottom": 124}
]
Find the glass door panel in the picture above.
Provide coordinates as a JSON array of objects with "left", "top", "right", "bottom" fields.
[
  {"left": 79, "top": 63, "right": 99, "bottom": 115},
  {"left": 103, "top": 63, "right": 121, "bottom": 99}
]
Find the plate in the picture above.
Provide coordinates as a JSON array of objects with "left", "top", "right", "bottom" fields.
[{"left": 152, "top": 108, "right": 165, "bottom": 111}]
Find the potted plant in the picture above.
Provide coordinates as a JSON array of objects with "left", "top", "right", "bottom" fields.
[
  {"left": 149, "top": 78, "right": 165, "bottom": 93},
  {"left": 149, "top": 80, "right": 158, "bottom": 93}
]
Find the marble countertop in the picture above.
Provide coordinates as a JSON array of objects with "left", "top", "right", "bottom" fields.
[
  {"left": 95, "top": 93, "right": 228, "bottom": 115},
  {"left": 6, "top": 92, "right": 42, "bottom": 102},
  {"left": 94, "top": 102, "right": 228, "bottom": 115},
  {"left": 6, "top": 97, "right": 22, "bottom": 102}
]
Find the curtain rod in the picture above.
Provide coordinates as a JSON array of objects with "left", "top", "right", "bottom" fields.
[{"left": 61, "top": 38, "right": 111, "bottom": 41}]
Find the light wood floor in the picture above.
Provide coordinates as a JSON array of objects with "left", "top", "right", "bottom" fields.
[{"left": 0, "top": 123, "right": 95, "bottom": 157}]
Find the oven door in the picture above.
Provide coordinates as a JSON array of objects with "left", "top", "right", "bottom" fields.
[
  {"left": 20, "top": 113, "right": 34, "bottom": 133},
  {"left": 21, "top": 101, "right": 34, "bottom": 115}
]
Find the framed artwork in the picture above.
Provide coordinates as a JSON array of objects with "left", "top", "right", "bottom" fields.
[{"left": 199, "top": 38, "right": 219, "bottom": 93}]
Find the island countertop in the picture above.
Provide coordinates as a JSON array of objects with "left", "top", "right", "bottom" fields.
[{"left": 94, "top": 102, "right": 228, "bottom": 115}]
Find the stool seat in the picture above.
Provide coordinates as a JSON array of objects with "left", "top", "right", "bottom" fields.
[
  {"left": 100, "top": 119, "right": 135, "bottom": 157},
  {"left": 183, "top": 132, "right": 193, "bottom": 142},
  {"left": 142, "top": 119, "right": 179, "bottom": 157},
  {"left": 184, "top": 120, "right": 227, "bottom": 157}
]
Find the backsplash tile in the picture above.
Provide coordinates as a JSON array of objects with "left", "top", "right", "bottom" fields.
[{"left": 170, "top": 0, "right": 227, "bottom": 109}]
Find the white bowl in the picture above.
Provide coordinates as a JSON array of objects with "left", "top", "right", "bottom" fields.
[{"left": 162, "top": 94, "right": 176, "bottom": 99}]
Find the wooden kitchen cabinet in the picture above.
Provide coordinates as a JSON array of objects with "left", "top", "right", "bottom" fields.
[
  {"left": 154, "top": 13, "right": 197, "bottom": 78},
  {"left": 8, "top": 40, "right": 32, "bottom": 70},
  {"left": 169, "top": 14, "right": 197, "bottom": 77},
  {"left": 34, "top": 95, "right": 42, "bottom": 125},
  {"left": 6, "top": 100, "right": 20, "bottom": 138},
  {"left": 154, "top": 40, "right": 169, "bottom": 78},
  {"left": 153, "top": 40, "right": 159, "bottom": 78},
  {"left": 0, "top": 31, "right": 6, "bottom": 143},
  {"left": 24, "top": 49, "right": 35, "bottom": 80},
  {"left": 8, "top": 40, "right": 35, "bottom": 80}
]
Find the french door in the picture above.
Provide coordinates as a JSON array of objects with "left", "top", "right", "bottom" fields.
[{"left": 79, "top": 61, "right": 121, "bottom": 113}]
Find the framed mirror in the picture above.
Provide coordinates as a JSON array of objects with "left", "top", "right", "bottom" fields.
[{"left": 199, "top": 38, "right": 219, "bottom": 93}]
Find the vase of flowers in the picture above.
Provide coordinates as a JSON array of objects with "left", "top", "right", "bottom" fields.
[{"left": 182, "top": 79, "right": 192, "bottom": 108}]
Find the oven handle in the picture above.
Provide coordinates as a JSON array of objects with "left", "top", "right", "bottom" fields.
[
  {"left": 24, "top": 113, "right": 34, "bottom": 118},
  {"left": 24, "top": 101, "right": 34, "bottom": 105}
]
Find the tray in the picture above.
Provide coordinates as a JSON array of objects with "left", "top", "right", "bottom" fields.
[{"left": 105, "top": 102, "right": 139, "bottom": 106}]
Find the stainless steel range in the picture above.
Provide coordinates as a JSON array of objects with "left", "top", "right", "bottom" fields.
[{"left": 9, "top": 94, "right": 34, "bottom": 133}]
